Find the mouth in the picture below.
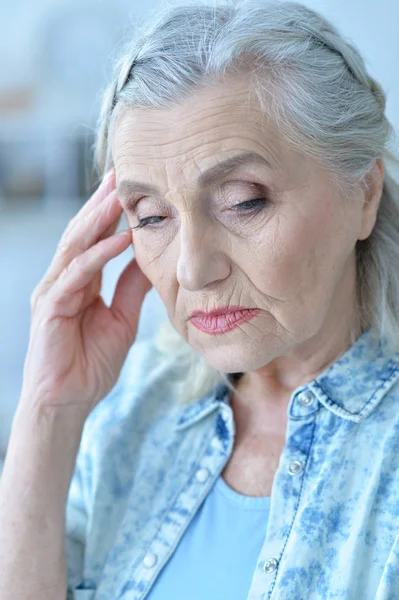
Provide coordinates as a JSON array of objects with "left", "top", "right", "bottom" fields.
[
  {"left": 189, "top": 305, "right": 255, "bottom": 318},
  {"left": 189, "top": 307, "right": 260, "bottom": 335}
]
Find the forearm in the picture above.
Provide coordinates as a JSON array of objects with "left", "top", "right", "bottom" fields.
[{"left": 0, "top": 404, "right": 85, "bottom": 600}]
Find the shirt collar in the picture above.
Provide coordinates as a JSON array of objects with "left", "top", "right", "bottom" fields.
[{"left": 175, "top": 326, "right": 399, "bottom": 431}]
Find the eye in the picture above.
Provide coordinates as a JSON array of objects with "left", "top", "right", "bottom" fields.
[
  {"left": 131, "top": 215, "right": 166, "bottom": 230},
  {"left": 232, "top": 197, "right": 268, "bottom": 212},
  {"left": 130, "top": 196, "right": 269, "bottom": 230}
]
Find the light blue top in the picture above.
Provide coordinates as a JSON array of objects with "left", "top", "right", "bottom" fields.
[
  {"left": 148, "top": 475, "right": 271, "bottom": 599},
  {"left": 65, "top": 325, "right": 399, "bottom": 600}
]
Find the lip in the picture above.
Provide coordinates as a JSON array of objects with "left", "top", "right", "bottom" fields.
[
  {"left": 189, "top": 307, "right": 260, "bottom": 335},
  {"left": 189, "top": 305, "right": 255, "bottom": 318}
]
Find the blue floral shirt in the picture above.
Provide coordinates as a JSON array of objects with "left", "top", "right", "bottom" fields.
[{"left": 65, "top": 326, "right": 399, "bottom": 599}]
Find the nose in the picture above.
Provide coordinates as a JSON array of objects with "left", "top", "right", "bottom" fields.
[{"left": 176, "top": 216, "right": 230, "bottom": 291}]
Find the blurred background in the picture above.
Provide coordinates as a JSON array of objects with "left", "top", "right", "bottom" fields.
[{"left": 0, "top": 0, "right": 398, "bottom": 460}]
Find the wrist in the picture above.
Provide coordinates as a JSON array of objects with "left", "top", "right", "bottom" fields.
[
  {"left": 3, "top": 403, "right": 87, "bottom": 502},
  {"left": 13, "top": 396, "right": 88, "bottom": 439}
]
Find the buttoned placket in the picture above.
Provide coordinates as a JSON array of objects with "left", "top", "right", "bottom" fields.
[
  {"left": 112, "top": 401, "right": 237, "bottom": 600},
  {"left": 245, "top": 386, "right": 320, "bottom": 600}
]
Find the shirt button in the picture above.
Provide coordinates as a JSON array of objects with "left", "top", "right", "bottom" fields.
[
  {"left": 196, "top": 468, "right": 210, "bottom": 482},
  {"left": 297, "top": 390, "right": 315, "bottom": 407},
  {"left": 288, "top": 460, "right": 303, "bottom": 475},
  {"left": 143, "top": 552, "right": 158, "bottom": 568},
  {"left": 263, "top": 558, "right": 278, "bottom": 573}
]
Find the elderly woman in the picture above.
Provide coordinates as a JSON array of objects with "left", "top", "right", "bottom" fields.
[{"left": 1, "top": 0, "right": 399, "bottom": 598}]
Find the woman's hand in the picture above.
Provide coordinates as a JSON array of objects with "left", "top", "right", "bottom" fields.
[{"left": 18, "top": 169, "right": 152, "bottom": 420}]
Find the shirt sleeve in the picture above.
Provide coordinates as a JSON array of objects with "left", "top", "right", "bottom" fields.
[
  {"left": 63, "top": 357, "right": 132, "bottom": 600},
  {"left": 375, "top": 527, "right": 399, "bottom": 599},
  {"left": 63, "top": 337, "right": 165, "bottom": 599},
  {"left": 64, "top": 439, "right": 92, "bottom": 599}
]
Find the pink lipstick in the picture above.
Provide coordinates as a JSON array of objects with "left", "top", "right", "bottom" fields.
[{"left": 189, "top": 307, "right": 259, "bottom": 335}]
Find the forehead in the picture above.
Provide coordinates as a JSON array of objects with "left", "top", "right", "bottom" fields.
[
  {"left": 111, "top": 77, "right": 313, "bottom": 195},
  {"left": 112, "top": 78, "right": 284, "bottom": 164}
]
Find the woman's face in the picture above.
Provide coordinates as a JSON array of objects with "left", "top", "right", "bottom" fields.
[{"left": 112, "top": 77, "right": 376, "bottom": 374}]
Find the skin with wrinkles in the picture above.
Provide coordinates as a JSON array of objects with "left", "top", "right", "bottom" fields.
[{"left": 112, "top": 76, "right": 384, "bottom": 438}]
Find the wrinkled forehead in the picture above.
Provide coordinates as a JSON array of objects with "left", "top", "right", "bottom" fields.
[{"left": 111, "top": 81, "right": 313, "bottom": 191}]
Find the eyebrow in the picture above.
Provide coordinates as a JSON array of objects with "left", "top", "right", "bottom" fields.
[{"left": 116, "top": 151, "right": 271, "bottom": 204}]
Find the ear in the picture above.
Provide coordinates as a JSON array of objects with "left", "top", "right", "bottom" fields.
[{"left": 358, "top": 157, "right": 385, "bottom": 241}]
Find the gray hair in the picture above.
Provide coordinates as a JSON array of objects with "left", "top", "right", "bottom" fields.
[{"left": 94, "top": 0, "right": 399, "bottom": 405}]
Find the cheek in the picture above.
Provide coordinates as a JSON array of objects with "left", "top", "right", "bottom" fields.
[
  {"left": 248, "top": 211, "right": 339, "bottom": 301},
  {"left": 133, "top": 238, "right": 175, "bottom": 292},
  {"left": 242, "top": 214, "right": 313, "bottom": 296}
]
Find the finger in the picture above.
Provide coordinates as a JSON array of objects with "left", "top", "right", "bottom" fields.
[
  {"left": 97, "top": 211, "right": 123, "bottom": 243},
  {"left": 42, "top": 189, "right": 122, "bottom": 287},
  {"left": 46, "top": 230, "right": 132, "bottom": 318},
  {"left": 58, "top": 169, "right": 117, "bottom": 252},
  {"left": 71, "top": 169, "right": 116, "bottom": 228},
  {"left": 78, "top": 211, "right": 123, "bottom": 310},
  {"left": 43, "top": 169, "right": 116, "bottom": 268}
]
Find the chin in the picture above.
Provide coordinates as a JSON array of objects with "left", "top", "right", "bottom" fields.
[{"left": 198, "top": 341, "right": 282, "bottom": 375}]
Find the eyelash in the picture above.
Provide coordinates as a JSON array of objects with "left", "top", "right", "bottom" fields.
[{"left": 130, "top": 197, "right": 269, "bottom": 230}]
